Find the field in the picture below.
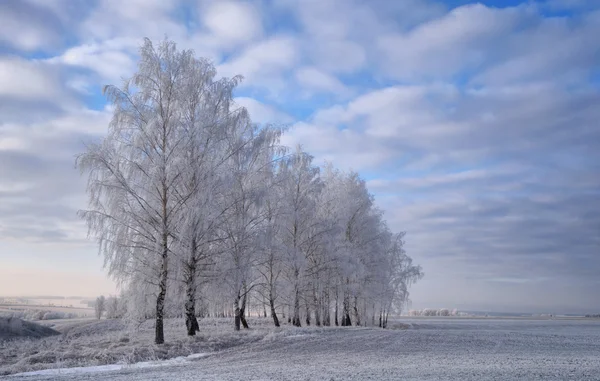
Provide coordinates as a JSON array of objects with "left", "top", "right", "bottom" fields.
[
  {"left": 3, "top": 317, "right": 600, "bottom": 380},
  {"left": 0, "top": 298, "right": 95, "bottom": 320}
]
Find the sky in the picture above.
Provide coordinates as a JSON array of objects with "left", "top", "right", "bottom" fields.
[{"left": 0, "top": 0, "right": 599, "bottom": 314}]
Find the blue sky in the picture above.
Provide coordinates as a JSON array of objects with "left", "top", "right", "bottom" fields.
[{"left": 0, "top": 0, "right": 599, "bottom": 313}]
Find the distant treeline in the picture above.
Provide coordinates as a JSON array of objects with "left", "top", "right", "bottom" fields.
[{"left": 585, "top": 314, "right": 600, "bottom": 318}]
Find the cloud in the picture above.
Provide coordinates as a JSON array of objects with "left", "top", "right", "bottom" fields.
[
  {"left": 201, "top": 1, "right": 263, "bottom": 48},
  {"left": 217, "top": 35, "right": 298, "bottom": 93},
  {"left": 377, "top": 3, "right": 534, "bottom": 81},
  {"left": 46, "top": 38, "right": 139, "bottom": 83},
  {"left": 0, "top": 0, "right": 84, "bottom": 52},
  {"left": 0, "top": 57, "right": 64, "bottom": 100},
  {"left": 279, "top": 0, "right": 445, "bottom": 74},
  {"left": 1, "top": 0, "right": 599, "bottom": 310},
  {"left": 294, "top": 66, "right": 352, "bottom": 97},
  {"left": 0, "top": 106, "right": 111, "bottom": 244},
  {"left": 234, "top": 97, "right": 293, "bottom": 124},
  {"left": 0, "top": 56, "right": 81, "bottom": 124},
  {"left": 80, "top": 0, "right": 185, "bottom": 42}
]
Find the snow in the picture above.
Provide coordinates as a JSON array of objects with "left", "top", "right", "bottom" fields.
[
  {"left": 6, "top": 318, "right": 600, "bottom": 380},
  {"left": 10, "top": 353, "right": 212, "bottom": 377}
]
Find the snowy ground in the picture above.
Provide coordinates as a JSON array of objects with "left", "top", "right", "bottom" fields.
[{"left": 4, "top": 317, "right": 600, "bottom": 380}]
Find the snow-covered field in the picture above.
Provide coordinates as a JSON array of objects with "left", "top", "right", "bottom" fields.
[{"left": 5, "top": 317, "right": 600, "bottom": 380}]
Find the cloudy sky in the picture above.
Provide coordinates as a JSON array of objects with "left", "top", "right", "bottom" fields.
[{"left": 1, "top": 0, "right": 599, "bottom": 313}]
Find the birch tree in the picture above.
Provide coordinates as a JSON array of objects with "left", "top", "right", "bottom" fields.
[
  {"left": 171, "top": 55, "right": 244, "bottom": 336},
  {"left": 216, "top": 115, "right": 285, "bottom": 330},
  {"left": 277, "top": 147, "right": 323, "bottom": 327},
  {"left": 78, "top": 38, "right": 194, "bottom": 344}
]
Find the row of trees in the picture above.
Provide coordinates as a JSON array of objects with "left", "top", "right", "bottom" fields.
[
  {"left": 94, "top": 295, "right": 125, "bottom": 319},
  {"left": 78, "top": 38, "right": 423, "bottom": 344},
  {"left": 408, "top": 308, "right": 459, "bottom": 317}
]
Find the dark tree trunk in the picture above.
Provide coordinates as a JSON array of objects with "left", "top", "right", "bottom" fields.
[
  {"left": 155, "top": 234, "right": 168, "bottom": 345},
  {"left": 269, "top": 290, "right": 280, "bottom": 327},
  {"left": 184, "top": 242, "right": 200, "bottom": 336},
  {"left": 184, "top": 291, "right": 199, "bottom": 336},
  {"left": 305, "top": 304, "right": 311, "bottom": 326},
  {"left": 353, "top": 296, "right": 361, "bottom": 326},
  {"left": 341, "top": 293, "right": 352, "bottom": 327},
  {"left": 240, "top": 285, "right": 250, "bottom": 329}
]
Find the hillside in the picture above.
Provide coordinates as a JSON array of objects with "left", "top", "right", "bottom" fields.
[{"left": 0, "top": 317, "right": 60, "bottom": 340}]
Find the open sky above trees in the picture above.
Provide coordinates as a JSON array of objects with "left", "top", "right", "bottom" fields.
[{"left": 0, "top": 0, "right": 599, "bottom": 314}]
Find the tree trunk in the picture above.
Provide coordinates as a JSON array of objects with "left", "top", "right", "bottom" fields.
[
  {"left": 353, "top": 296, "right": 361, "bottom": 326},
  {"left": 240, "top": 285, "right": 250, "bottom": 329},
  {"left": 322, "top": 288, "right": 330, "bottom": 326},
  {"left": 269, "top": 289, "right": 280, "bottom": 327},
  {"left": 292, "top": 286, "right": 301, "bottom": 327},
  {"left": 155, "top": 233, "right": 168, "bottom": 345},
  {"left": 184, "top": 243, "right": 199, "bottom": 336},
  {"left": 305, "top": 304, "right": 311, "bottom": 326},
  {"left": 184, "top": 287, "right": 199, "bottom": 336},
  {"left": 234, "top": 297, "right": 241, "bottom": 331},
  {"left": 371, "top": 303, "right": 376, "bottom": 326},
  {"left": 334, "top": 288, "right": 339, "bottom": 326},
  {"left": 342, "top": 293, "right": 352, "bottom": 327},
  {"left": 313, "top": 287, "right": 321, "bottom": 326}
]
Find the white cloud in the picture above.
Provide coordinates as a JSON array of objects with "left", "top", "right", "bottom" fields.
[
  {"left": 0, "top": 1, "right": 69, "bottom": 51},
  {"left": 0, "top": 57, "right": 64, "bottom": 101},
  {"left": 80, "top": 0, "right": 185, "bottom": 41},
  {"left": 1, "top": 0, "right": 599, "bottom": 308},
  {"left": 471, "top": 10, "right": 600, "bottom": 86},
  {"left": 234, "top": 97, "right": 293, "bottom": 124},
  {"left": 217, "top": 36, "right": 298, "bottom": 92},
  {"left": 46, "top": 38, "right": 138, "bottom": 83},
  {"left": 309, "top": 40, "right": 366, "bottom": 75},
  {"left": 281, "top": 121, "right": 397, "bottom": 171},
  {"left": 0, "top": 15, "right": 53, "bottom": 51},
  {"left": 377, "top": 4, "right": 533, "bottom": 80},
  {"left": 294, "top": 66, "right": 351, "bottom": 96},
  {"left": 201, "top": 1, "right": 263, "bottom": 47}
]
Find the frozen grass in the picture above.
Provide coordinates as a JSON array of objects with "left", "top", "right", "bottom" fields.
[
  {"left": 5, "top": 318, "right": 600, "bottom": 380},
  {"left": 0, "top": 317, "right": 296, "bottom": 376},
  {"left": 4, "top": 317, "right": 600, "bottom": 380},
  {"left": 0, "top": 318, "right": 60, "bottom": 340}
]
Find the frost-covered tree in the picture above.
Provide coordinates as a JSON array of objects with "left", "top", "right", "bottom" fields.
[
  {"left": 214, "top": 115, "right": 285, "bottom": 330},
  {"left": 79, "top": 37, "right": 423, "bottom": 339},
  {"left": 169, "top": 53, "right": 246, "bottom": 336},
  {"left": 95, "top": 295, "right": 105, "bottom": 320},
  {"left": 78, "top": 38, "right": 200, "bottom": 344},
  {"left": 276, "top": 147, "right": 323, "bottom": 327},
  {"left": 255, "top": 164, "right": 288, "bottom": 327}
]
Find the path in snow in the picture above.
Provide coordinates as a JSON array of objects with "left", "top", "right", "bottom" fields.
[{"left": 8, "top": 318, "right": 600, "bottom": 380}]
